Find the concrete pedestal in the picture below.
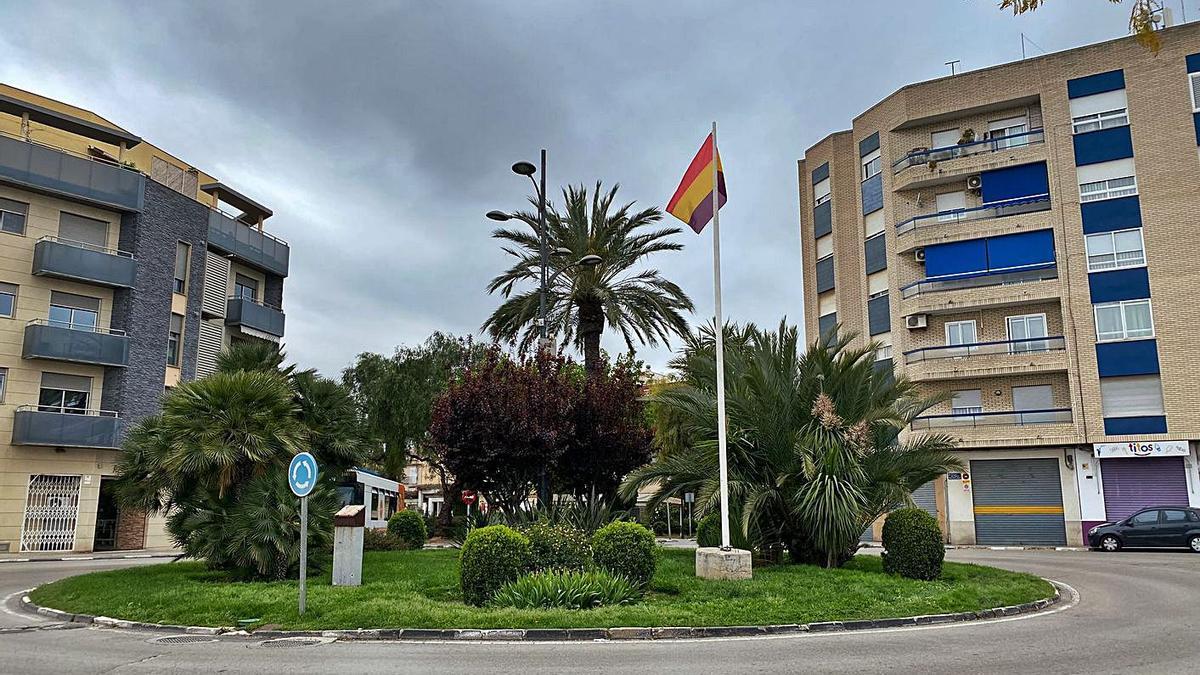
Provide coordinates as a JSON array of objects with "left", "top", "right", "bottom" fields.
[
  {"left": 695, "top": 547, "right": 753, "bottom": 580},
  {"left": 332, "top": 505, "right": 364, "bottom": 587}
]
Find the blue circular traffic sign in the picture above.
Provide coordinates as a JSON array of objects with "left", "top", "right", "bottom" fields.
[{"left": 288, "top": 452, "right": 319, "bottom": 497}]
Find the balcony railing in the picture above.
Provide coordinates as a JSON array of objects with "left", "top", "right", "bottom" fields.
[
  {"left": 32, "top": 236, "right": 136, "bottom": 288},
  {"left": 225, "top": 296, "right": 285, "bottom": 338},
  {"left": 11, "top": 406, "right": 123, "bottom": 449},
  {"left": 0, "top": 132, "right": 145, "bottom": 212},
  {"left": 22, "top": 319, "right": 130, "bottom": 367},
  {"left": 895, "top": 194, "right": 1051, "bottom": 236},
  {"left": 207, "top": 209, "right": 290, "bottom": 277},
  {"left": 904, "top": 336, "right": 1065, "bottom": 363},
  {"left": 900, "top": 265, "right": 1058, "bottom": 299},
  {"left": 911, "top": 408, "right": 1072, "bottom": 430},
  {"left": 892, "top": 129, "right": 1045, "bottom": 173}
]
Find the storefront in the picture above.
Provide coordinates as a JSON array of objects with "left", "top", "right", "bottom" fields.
[
  {"left": 970, "top": 457, "right": 1067, "bottom": 546},
  {"left": 1075, "top": 441, "right": 1200, "bottom": 540}
]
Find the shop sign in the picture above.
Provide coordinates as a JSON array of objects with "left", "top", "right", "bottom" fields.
[{"left": 1092, "top": 440, "right": 1189, "bottom": 459}]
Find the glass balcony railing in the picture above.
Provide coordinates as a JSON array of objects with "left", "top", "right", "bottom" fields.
[
  {"left": 12, "top": 406, "right": 123, "bottom": 449},
  {"left": 911, "top": 408, "right": 1072, "bottom": 430},
  {"left": 226, "top": 296, "right": 285, "bottom": 338},
  {"left": 904, "top": 336, "right": 1065, "bottom": 363},
  {"left": 22, "top": 319, "right": 130, "bottom": 367},
  {"left": 207, "top": 209, "right": 290, "bottom": 277},
  {"left": 0, "top": 132, "right": 145, "bottom": 211},
  {"left": 900, "top": 266, "right": 1058, "bottom": 300},
  {"left": 895, "top": 194, "right": 1051, "bottom": 236},
  {"left": 892, "top": 129, "right": 1045, "bottom": 173},
  {"left": 32, "top": 236, "right": 136, "bottom": 288}
]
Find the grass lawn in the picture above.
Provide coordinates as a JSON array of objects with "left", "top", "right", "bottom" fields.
[{"left": 30, "top": 549, "right": 1053, "bottom": 630}]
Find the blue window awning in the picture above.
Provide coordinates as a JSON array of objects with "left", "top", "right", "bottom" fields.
[
  {"left": 980, "top": 162, "right": 1049, "bottom": 203},
  {"left": 924, "top": 229, "right": 1055, "bottom": 281}
]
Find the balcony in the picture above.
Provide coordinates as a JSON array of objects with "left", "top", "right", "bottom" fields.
[
  {"left": 0, "top": 132, "right": 145, "bottom": 212},
  {"left": 11, "top": 406, "right": 123, "bottom": 449},
  {"left": 910, "top": 408, "right": 1078, "bottom": 449},
  {"left": 23, "top": 319, "right": 129, "bottom": 367},
  {"left": 891, "top": 129, "right": 1045, "bottom": 192},
  {"left": 903, "top": 336, "right": 1067, "bottom": 382},
  {"left": 207, "top": 210, "right": 290, "bottom": 277},
  {"left": 899, "top": 267, "right": 1060, "bottom": 316},
  {"left": 225, "top": 297, "right": 285, "bottom": 338},
  {"left": 32, "top": 236, "right": 136, "bottom": 288},
  {"left": 894, "top": 195, "right": 1051, "bottom": 254}
]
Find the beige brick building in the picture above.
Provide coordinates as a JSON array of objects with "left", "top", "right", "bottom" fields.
[{"left": 800, "top": 24, "right": 1200, "bottom": 547}]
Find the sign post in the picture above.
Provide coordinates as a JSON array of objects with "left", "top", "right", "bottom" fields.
[
  {"left": 684, "top": 492, "right": 695, "bottom": 538},
  {"left": 288, "top": 452, "right": 318, "bottom": 616},
  {"left": 461, "top": 490, "right": 477, "bottom": 518}
]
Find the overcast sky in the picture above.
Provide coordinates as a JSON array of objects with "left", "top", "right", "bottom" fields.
[{"left": 0, "top": 0, "right": 1153, "bottom": 377}]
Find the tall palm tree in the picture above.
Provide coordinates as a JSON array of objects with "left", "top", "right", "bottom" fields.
[
  {"left": 484, "top": 182, "right": 694, "bottom": 373},
  {"left": 621, "top": 321, "right": 963, "bottom": 567}
]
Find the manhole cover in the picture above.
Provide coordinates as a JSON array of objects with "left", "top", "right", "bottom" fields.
[
  {"left": 148, "top": 634, "right": 220, "bottom": 645},
  {"left": 257, "top": 637, "right": 332, "bottom": 648}
]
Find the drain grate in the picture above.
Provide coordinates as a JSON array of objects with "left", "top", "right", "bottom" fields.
[
  {"left": 148, "top": 634, "right": 220, "bottom": 645},
  {"left": 257, "top": 637, "right": 331, "bottom": 648}
]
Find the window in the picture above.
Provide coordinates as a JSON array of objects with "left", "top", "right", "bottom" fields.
[
  {"left": 1007, "top": 314, "right": 1048, "bottom": 353},
  {"left": 875, "top": 344, "right": 893, "bottom": 361},
  {"left": 234, "top": 274, "right": 259, "bottom": 302},
  {"left": 0, "top": 367, "right": 6, "bottom": 402},
  {"left": 1013, "top": 384, "right": 1055, "bottom": 423},
  {"left": 1163, "top": 510, "right": 1189, "bottom": 523},
  {"left": 1191, "top": 72, "right": 1200, "bottom": 112},
  {"left": 38, "top": 373, "right": 91, "bottom": 414},
  {"left": 814, "top": 177, "right": 831, "bottom": 207},
  {"left": 988, "top": 115, "right": 1028, "bottom": 148},
  {"left": 1094, "top": 299, "right": 1153, "bottom": 342},
  {"left": 931, "top": 128, "right": 960, "bottom": 150},
  {"left": 1100, "top": 374, "right": 1164, "bottom": 418},
  {"left": 945, "top": 320, "right": 978, "bottom": 347},
  {"left": 1080, "top": 176, "right": 1137, "bottom": 202},
  {"left": 57, "top": 212, "right": 108, "bottom": 248},
  {"left": 0, "top": 282, "right": 16, "bottom": 318},
  {"left": 167, "top": 313, "right": 183, "bottom": 367},
  {"left": 861, "top": 149, "right": 882, "bottom": 181},
  {"left": 174, "top": 242, "right": 190, "bottom": 294},
  {"left": 0, "top": 197, "right": 28, "bottom": 235},
  {"left": 951, "top": 389, "right": 983, "bottom": 416},
  {"left": 1130, "top": 510, "right": 1159, "bottom": 526},
  {"left": 1085, "top": 228, "right": 1145, "bottom": 272},
  {"left": 935, "top": 191, "right": 967, "bottom": 222},
  {"left": 1072, "top": 108, "right": 1129, "bottom": 134},
  {"left": 48, "top": 291, "right": 100, "bottom": 332}
]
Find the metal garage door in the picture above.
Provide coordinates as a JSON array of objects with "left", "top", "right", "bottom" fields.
[
  {"left": 971, "top": 459, "right": 1066, "bottom": 546},
  {"left": 1101, "top": 457, "right": 1189, "bottom": 522}
]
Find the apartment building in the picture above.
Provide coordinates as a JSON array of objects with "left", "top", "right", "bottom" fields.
[
  {"left": 0, "top": 84, "right": 289, "bottom": 553},
  {"left": 799, "top": 24, "right": 1200, "bottom": 548}
]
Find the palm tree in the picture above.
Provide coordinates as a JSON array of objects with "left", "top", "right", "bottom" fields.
[
  {"left": 484, "top": 182, "right": 694, "bottom": 373},
  {"left": 620, "top": 321, "right": 963, "bottom": 567}
]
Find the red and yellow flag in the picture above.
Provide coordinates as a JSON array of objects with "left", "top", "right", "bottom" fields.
[{"left": 667, "top": 133, "right": 727, "bottom": 234}]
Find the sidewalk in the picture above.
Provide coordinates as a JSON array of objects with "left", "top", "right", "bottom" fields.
[{"left": 0, "top": 547, "right": 180, "bottom": 563}]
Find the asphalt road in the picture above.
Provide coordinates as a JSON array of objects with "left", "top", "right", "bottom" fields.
[{"left": 1, "top": 548, "right": 1196, "bottom": 674}]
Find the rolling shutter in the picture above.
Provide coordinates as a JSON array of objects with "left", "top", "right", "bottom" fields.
[
  {"left": 912, "top": 481, "right": 937, "bottom": 518},
  {"left": 1101, "top": 458, "right": 1189, "bottom": 522},
  {"left": 202, "top": 250, "right": 230, "bottom": 318},
  {"left": 971, "top": 458, "right": 1066, "bottom": 545},
  {"left": 196, "top": 319, "right": 224, "bottom": 379}
]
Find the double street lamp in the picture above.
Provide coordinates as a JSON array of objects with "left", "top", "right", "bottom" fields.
[{"left": 487, "top": 150, "right": 602, "bottom": 351}]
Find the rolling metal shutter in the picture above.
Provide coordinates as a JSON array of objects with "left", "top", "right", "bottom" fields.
[
  {"left": 1101, "top": 457, "right": 1189, "bottom": 522},
  {"left": 912, "top": 481, "right": 937, "bottom": 518},
  {"left": 971, "top": 458, "right": 1066, "bottom": 545},
  {"left": 195, "top": 319, "right": 224, "bottom": 379}
]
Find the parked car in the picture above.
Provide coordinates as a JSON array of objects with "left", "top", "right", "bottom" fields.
[{"left": 1088, "top": 507, "right": 1200, "bottom": 552}]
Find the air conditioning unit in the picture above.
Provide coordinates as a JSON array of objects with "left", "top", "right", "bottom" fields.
[
  {"left": 906, "top": 314, "right": 928, "bottom": 330},
  {"left": 967, "top": 174, "right": 982, "bottom": 191},
  {"left": 914, "top": 248, "right": 926, "bottom": 263}
]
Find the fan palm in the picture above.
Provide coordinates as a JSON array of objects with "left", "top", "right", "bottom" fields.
[
  {"left": 484, "top": 182, "right": 694, "bottom": 372},
  {"left": 621, "top": 321, "right": 963, "bottom": 567}
]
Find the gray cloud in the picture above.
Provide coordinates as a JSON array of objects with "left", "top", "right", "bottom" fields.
[{"left": 0, "top": 0, "right": 1137, "bottom": 375}]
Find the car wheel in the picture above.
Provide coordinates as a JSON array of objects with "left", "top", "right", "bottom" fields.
[
  {"left": 1190, "top": 535, "right": 1200, "bottom": 554},
  {"left": 1099, "top": 534, "right": 1121, "bottom": 552}
]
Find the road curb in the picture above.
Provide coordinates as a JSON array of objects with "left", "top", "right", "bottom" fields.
[
  {"left": 0, "top": 553, "right": 180, "bottom": 564},
  {"left": 17, "top": 582, "right": 1065, "bottom": 642}
]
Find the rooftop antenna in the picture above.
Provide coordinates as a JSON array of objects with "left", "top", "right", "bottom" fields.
[
  {"left": 1021, "top": 32, "right": 1048, "bottom": 59},
  {"left": 946, "top": 59, "right": 960, "bottom": 76}
]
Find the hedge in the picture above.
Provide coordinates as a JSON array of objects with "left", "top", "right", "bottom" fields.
[
  {"left": 387, "top": 510, "right": 428, "bottom": 549},
  {"left": 591, "top": 521, "right": 656, "bottom": 589},
  {"left": 881, "top": 507, "right": 944, "bottom": 581},
  {"left": 459, "top": 525, "right": 531, "bottom": 606}
]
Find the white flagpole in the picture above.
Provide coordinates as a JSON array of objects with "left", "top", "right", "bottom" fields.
[{"left": 710, "top": 121, "right": 731, "bottom": 550}]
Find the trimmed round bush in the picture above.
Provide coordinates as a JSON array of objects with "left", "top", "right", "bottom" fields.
[
  {"left": 881, "top": 507, "right": 944, "bottom": 581},
  {"left": 459, "top": 525, "right": 531, "bottom": 606},
  {"left": 591, "top": 521, "right": 656, "bottom": 588},
  {"left": 490, "top": 569, "right": 638, "bottom": 609},
  {"left": 523, "top": 522, "right": 591, "bottom": 573},
  {"left": 387, "top": 510, "right": 428, "bottom": 549},
  {"left": 362, "top": 528, "right": 406, "bottom": 551}
]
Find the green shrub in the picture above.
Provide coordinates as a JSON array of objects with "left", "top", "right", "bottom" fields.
[
  {"left": 363, "top": 528, "right": 408, "bottom": 551},
  {"left": 489, "top": 569, "right": 638, "bottom": 610},
  {"left": 459, "top": 525, "right": 531, "bottom": 606},
  {"left": 522, "top": 522, "right": 591, "bottom": 573},
  {"left": 591, "top": 521, "right": 656, "bottom": 588},
  {"left": 881, "top": 507, "right": 944, "bottom": 581},
  {"left": 387, "top": 510, "right": 428, "bottom": 549},
  {"left": 696, "top": 512, "right": 720, "bottom": 547}
]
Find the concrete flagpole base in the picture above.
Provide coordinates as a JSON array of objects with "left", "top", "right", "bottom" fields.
[{"left": 695, "top": 547, "right": 753, "bottom": 580}]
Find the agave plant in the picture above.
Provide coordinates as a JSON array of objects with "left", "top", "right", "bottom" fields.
[
  {"left": 489, "top": 569, "right": 639, "bottom": 609},
  {"left": 621, "top": 321, "right": 962, "bottom": 567}
]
